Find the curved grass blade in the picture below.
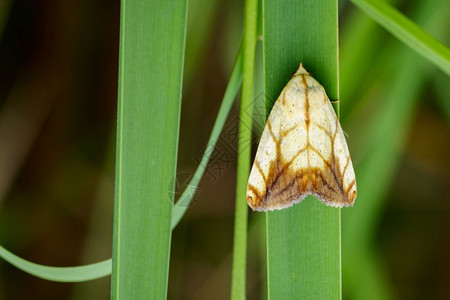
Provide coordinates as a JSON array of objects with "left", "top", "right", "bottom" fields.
[{"left": 0, "top": 245, "right": 111, "bottom": 282}]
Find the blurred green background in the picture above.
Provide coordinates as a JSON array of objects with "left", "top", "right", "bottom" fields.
[{"left": 0, "top": 0, "right": 448, "bottom": 299}]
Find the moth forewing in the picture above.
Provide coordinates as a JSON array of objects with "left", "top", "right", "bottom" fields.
[{"left": 247, "top": 64, "right": 357, "bottom": 211}]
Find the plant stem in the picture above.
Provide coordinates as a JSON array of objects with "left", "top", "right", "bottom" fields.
[{"left": 231, "top": 0, "right": 258, "bottom": 298}]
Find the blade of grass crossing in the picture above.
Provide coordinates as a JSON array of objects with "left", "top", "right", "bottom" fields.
[
  {"left": 339, "top": 0, "right": 400, "bottom": 119},
  {"left": 350, "top": 0, "right": 450, "bottom": 75},
  {"left": 231, "top": 0, "right": 258, "bottom": 298},
  {"left": 264, "top": 1, "right": 341, "bottom": 299},
  {"left": 111, "top": 0, "right": 187, "bottom": 299},
  {"left": 172, "top": 50, "right": 242, "bottom": 228}
]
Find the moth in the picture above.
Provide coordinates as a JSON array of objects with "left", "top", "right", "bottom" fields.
[{"left": 247, "top": 64, "right": 357, "bottom": 211}]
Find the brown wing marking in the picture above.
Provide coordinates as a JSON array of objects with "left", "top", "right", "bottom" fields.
[
  {"left": 346, "top": 179, "right": 357, "bottom": 203},
  {"left": 266, "top": 119, "right": 277, "bottom": 143},
  {"left": 281, "top": 91, "right": 287, "bottom": 105},
  {"left": 301, "top": 75, "right": 310, "bottom": 124},
  {"left": 314, "top": 123, "right": 331, "bottom": 136},
  {"left": 342, "top": 156, "right": 351, "bottom": 176},
  {"left": 254, "top": 160, "right": 266, "bottom": 182}
]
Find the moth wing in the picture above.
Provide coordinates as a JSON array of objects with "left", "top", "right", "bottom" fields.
[
  {"left": 247, "top": 68, "right": 356, "bottom": 211},
  {"left": 247, "top": 76, "right": 309, "bottom": 211},
  {"left": 307, "top": 83, "right": 357, "bottom": 208}
]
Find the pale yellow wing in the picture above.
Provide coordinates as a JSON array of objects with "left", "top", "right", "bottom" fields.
[{"left": 247, "top": 64, "right": 356, "bottom": 211}]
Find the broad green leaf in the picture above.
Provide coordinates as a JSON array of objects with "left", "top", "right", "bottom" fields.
[
  {"left": 111, "top": 0, "right": 187, "bottom": 298},
  {"left": 263, "top": 0, "right": 341, "bottom": 299}
]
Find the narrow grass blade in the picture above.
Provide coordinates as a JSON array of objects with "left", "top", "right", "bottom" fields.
[
  {"left": 231, "top": 0, "right": 258, "bottom": 298},
  {"left": 0, "top": 246, "right": 110, "bottom": 282},
  {"left": 264, "top": 1, "right": 341, "bottom": 299},
  {"left": 111, "top": 0, "right": 187, "bottom": 298},
  {"left": 351, "top": 0, "right": 450, "bottom": 75},
  {"left": 172, "top": 50, "right": 242, "bottom": 228}
]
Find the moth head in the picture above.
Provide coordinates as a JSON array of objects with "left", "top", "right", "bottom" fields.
[{"left": 294, "top": 63, "right": 311, "bottom": 77}]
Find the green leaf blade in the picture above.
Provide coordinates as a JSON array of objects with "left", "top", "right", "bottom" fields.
[
  {"left": 266, "top": 201, "right": 341, "bottom": 299},
  {"left": 231, "top": 0, "right": 258, "bottom": 297},
  {"left": 263, "top": 0, "right": 341, "bottom": 299},
  {"left": 112, "top": 0, "right": 187, "bottom": 298}
]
